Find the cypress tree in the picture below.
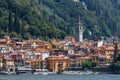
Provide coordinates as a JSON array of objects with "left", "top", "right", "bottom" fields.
[
  {"left": 8, "top": 0, "right": 13, "bottom": 32},
  {"left": 8, "top": 9, "right": 13, "bottom": 32},
  {"left": 114, "top": 42, "right": 118, "bottom": 63},
  {"left": 113, "top": 42, "right": 118, "bottom": 72},
  {"left": 14, "top": 9, "right": 20, "bottom": 34},
  {"left": 21, "top": 18, "right": 24, "bottom": 38}
]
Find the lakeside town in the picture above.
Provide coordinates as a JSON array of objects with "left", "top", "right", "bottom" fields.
[
  {"left": 0, "top": 33, "right": 119, "bottom": 75},
  {"left": 1, "top": 1, "right": 120, "bottom": 80},
  {"left": 0, "top": 15, "right": 119, "bottom": 75}
]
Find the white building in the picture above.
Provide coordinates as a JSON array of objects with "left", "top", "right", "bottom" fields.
[
  {"left": 33, "top": 48, "right": 49, "bottom": 60},
  {"left": 94, "top": 40, "right": 104, "bottom": 47},
  {"left": 0, "top": 45, "right": 9, "bottom": 53}
]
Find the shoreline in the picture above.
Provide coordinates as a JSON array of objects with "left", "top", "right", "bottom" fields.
[{"left": 0, "top": 71, "right": 119, "bottom": 75}]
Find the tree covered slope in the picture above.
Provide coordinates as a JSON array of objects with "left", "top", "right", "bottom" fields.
[
  {"left": 0, "top": 0, "right": 66, "bottom": 40},
  {"left": 0, "top": 0, "right": 120, "bottom": 40}
]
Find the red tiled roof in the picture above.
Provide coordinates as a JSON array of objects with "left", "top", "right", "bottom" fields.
[
  {"left": 49, "top": 55, "right": 68, "bottom": 60},
  {"left": 0, "top": 39, "right": 7, "bottom": 42},
  {"left": 0, "top": 45, "right": 8, "bottom": 47},
  {"left": 26, "top": 40, "right": 44, "bottom": 43},
  {"left": 4, "top": 56, "right": 13, "bottom": 61},
  {"left": 33, "top": 48, "right": 49, "bottom": 53},
  {"left": 64, "top": 36, "right": 76, "bottom": 43},
  {"left": 76, "top": 56, "right": 91, "bottom": 60},
  {"left": 31, "top": 59, "right": 43, "bottom": 62},
  {"left": 106, "top": 47, "right": 114, "bottom": 51}
]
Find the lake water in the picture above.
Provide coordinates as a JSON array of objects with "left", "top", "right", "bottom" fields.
[{"left": 0, "top": 74, "right": 119, "bottom": 80}]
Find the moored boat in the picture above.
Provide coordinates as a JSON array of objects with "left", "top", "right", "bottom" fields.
[{"left": 15, "top": 67, "right": 34, "bottom": 75}]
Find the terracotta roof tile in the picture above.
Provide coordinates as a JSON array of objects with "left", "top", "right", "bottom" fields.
[{"left": 31, "top": 59, "right": 43, "bottom": 62}]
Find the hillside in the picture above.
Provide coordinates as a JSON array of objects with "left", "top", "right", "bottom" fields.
[
  {"left": 37, "top": 0, "right": 120, "bottom": 40},
  {"left": 0, "top": 0, "right": 66, "bottom": 40},
  {"left": 0, "top": 0, "right": 120, "bottom": 40}
]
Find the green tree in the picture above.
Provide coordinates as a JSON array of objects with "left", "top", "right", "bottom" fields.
[
  {"left": 23, "top": 32, "right": 31, "bottom": 40},
  {"left": 114, "top": 42, "right": 118, "bottom": 63},
  {"left": 10, "top": 32, "right": 17, "bottom": 37},
  {"left": 111, "top": 42, "right": 120, "bottom": 73},
  {"left": 0, "top": 29, "right": 4, "bottom": 37},
  {"left": 8, "top": 9, "right": 13, "bottom": 32},
  {"left": 82, "top": 61, "right": 91, "bottom": 70},
  {"left": 8, "top": 1, "right": 13, "bottom": 32},
  {"left": 114, "top": 61, "right": 120, "bottom": 73},
  {"left": 117, "top": 53, "right": 120, "bottom": 61},
  {"left": 91, "top": 60, "right": 98, "bottom": 68},
  {"left": 14, "top": 9, "right": 20, "bottom": 34}
]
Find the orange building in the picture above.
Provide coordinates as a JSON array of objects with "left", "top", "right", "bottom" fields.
[
  {"left": 93, "top": 46, "right": 114, "bottom": 63},
  {"left": 47, "top": 56, "right": 70, "bottom": 71},
  {"left": 31, "top": 59, "right": 47, "bottom": 70},
  {"left": 75, "top": 56, "right": 91, "bottom": 67},
  {"left": 31, "top": 59, "right": 43, "bottom": 69},
  {"left": 44, "top": 43, "right": 52, "bottom": 50}
]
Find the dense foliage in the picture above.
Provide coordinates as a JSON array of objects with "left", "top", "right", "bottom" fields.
[
  {"left": 0, "top": 0, "right": 120, "bottom": 40},
  {"left": 82, "top": 60, "right": 98, "bottom": 69},
  {"left": 0, "top": 0, "right": 66, "bottom": 40},
  {"left": 36, "top": 0, "right": 120, "bottom": 40}
]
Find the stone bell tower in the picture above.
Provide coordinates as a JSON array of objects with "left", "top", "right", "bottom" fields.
[{"left": 76, "top": 16, "right": 83, "bottom": 42}]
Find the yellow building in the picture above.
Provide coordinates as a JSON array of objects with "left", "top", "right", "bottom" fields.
[
  {"left": 3, "top": 56, "right": 14, "bottom": 72},
  {"left": 31, "top": 59, "right": 43, "bottom": 69},
  {"left": 44, "top": 43, "right": 52, "bottom": 50},
  {"left": 75, "top": 57, "right": 91, "bottom": 67},
  {"left": 0, "top": 55, "right": 3, "bottom": 69},
  {"left": 47, "top": 56, "right": 70, "bottom": 71}
]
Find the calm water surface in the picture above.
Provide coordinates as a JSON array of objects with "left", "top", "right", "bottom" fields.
[{"left": 0, "top": 74, "right": 119, "bottom": 80}]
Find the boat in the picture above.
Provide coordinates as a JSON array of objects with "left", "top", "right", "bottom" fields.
[
  {"left": 77, "top": 72, "right": 83, "bottom": 75},
  {"left": 15, "top": 67, "right": 34, "bottom": 75},
  {"left": 34, "top": 72, "right": 48, "bottom": 75},
  {"left": 94, "top": 72, "right": 99, "bottom": 75},
  {"left": 42, "top": 72, "right": 48, "bottom": 75},
  {"left": 0, "top": 71, "right": 15, "bottom": 75},
  {"left": 62, "top": 71, "right": 79, "bottom": 74}
]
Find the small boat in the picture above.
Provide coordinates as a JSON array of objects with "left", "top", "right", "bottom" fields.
[
  {"left": 15, "top": 67, "right": 34, "bottom": 75},
  {"left": 0, "top": 71, "right": 15, "bottom": 75},
  {"left": 62, "top": 71, "right": 79, "bottom": 74},
  {"left": 77, "top": 73, "right": 82, "bottom": 75},
  {"left": 42, "top": 72, "right": 48, "bottom": 75},
  {"left": 34, "top": 72, "right": 42, "bottom": 75},
  {"left": 94, "top": 72, "right": 99, "bottom": 75}
]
